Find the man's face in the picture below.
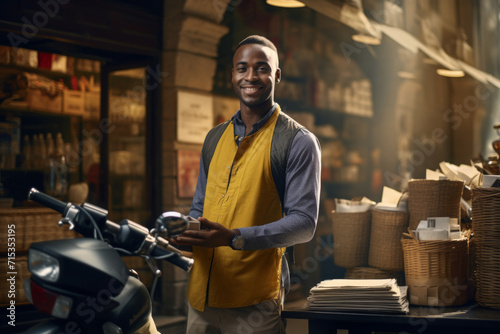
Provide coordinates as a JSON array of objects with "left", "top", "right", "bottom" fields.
[{"left": 232, "top": 43, "right": 281, "bottom": 110}]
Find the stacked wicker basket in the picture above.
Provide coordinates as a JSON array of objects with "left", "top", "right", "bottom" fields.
[
  {"left": 331, "top": 207, "right": 408, "bottom": 285},
  {"left": 402, "top": 179, "right": 468, "bottom": 306},
  {"left": 407, "top": 179, "right": 464, "bottom": 230},
  {"left": 401, "top": 237, "right": 468, "bottom": 306},
  {"left": 471, "top": 186, "right": 500, "bottom": 309},
  {"left": 331, "top": 210, "right": 372, "bottom": 268},
  {"left": 369, "top": 208, "right": 409, "bottom": 272},
  {"left": 331, "top": 179, "right": 472, "bottom": 307}
]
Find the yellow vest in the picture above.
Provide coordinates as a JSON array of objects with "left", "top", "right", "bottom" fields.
[{"left": 187, "top": 107, "right": 285, "bottom": 311}]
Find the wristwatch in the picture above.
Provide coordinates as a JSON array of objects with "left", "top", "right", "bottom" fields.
[{"left": 230, "top": 229, "right": 244, "bottom": 250}]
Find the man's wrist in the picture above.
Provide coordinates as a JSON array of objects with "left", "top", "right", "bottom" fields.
[
  {"left": 228, "top": 229, "right": 237, "bottom": 246},
  {"left": 230, "top": 228, "right": 244, "bottom": 250}
]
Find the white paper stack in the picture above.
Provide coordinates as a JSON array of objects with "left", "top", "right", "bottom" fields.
[
  {"left": 437, "top": 161, "right": 482, "bottom": 186},
  {"left": 414, "top": 217, "right": 464, "bottom": 241},
  {"left": 307, "top": 279, "right": 409, "bottom": 314},
  {"left": 334, "top": 197, "right": 374, "bottom": 213},
  {"left": 374, "top": 186, "right": 408, "bottom": 212}
]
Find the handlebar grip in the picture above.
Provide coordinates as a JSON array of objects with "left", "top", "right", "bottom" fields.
[
  {"left": 151, "top": 247, "right": 194, "bottom": 272},
  {"left": 28, "top": 188, "right": 68, "bottom": 214}
]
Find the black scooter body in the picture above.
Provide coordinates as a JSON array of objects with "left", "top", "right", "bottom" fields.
[
  {"left": 25, "top": 238, "right": 153, "bottom": 333},
  {"left": 22, "top": 188, "right": 193, "bottom": 334}
]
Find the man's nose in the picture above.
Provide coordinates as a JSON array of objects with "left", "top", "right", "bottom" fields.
[{"left": 244, "top": 68, "right": 258, "bottom": 81}]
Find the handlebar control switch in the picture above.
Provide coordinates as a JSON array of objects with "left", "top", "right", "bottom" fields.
[{"left": 58, "top": 218, "right": 75, "bottom": 231}]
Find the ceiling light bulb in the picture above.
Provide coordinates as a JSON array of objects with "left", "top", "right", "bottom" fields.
[
  {"left": 436, "top": 68, "right": 465, "bottom": 78},
  {"left": 266, "top": 0, "right": 305, "bottom": 8},
  {"left": 352, "top": 34, "right": 381, "bottom": 45},
  {"left": 397, "top": 71, "right": 416, "bottom": 80}
]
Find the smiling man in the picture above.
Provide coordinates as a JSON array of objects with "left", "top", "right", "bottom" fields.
[{"left": 170, "top": 35, "right": 321, "bottom": 334}]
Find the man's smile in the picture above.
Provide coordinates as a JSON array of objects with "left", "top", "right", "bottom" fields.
[{"left": 241, "top": 86, "right": 262, "bottom": 95}]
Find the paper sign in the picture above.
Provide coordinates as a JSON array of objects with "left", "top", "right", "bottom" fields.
[{"left": 177, "top": 91, "right": 213, "bottom": 144}]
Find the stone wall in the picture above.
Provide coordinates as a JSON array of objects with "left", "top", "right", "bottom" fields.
[{"left": 158, "top": 0, "right": 230, "bottom": 316}]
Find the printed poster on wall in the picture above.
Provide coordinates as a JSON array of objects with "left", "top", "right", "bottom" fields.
[
  {"left": 177, "top": 150, "right": 200, "bottom": 198},
  {"left": 177, "top": 91, "right": 213, "bottom": 144}
]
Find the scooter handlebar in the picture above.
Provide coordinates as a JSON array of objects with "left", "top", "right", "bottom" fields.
[
  {"left": 151, "top": 245, "right": 194, "bottom": 272},
  {"left": 27, "top": 188, "right": 194, "bottom": 272},
  {"left": 28, "top": 188, "right": 68, "bottom": 214}
]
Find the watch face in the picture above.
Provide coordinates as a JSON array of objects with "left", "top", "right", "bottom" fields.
[{"left": 232, "top": 236, "right": 244, "bottom": 250}]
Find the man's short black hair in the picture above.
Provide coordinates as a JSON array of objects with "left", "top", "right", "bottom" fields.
[
  {"left": 234, "top": 35, "right": 279, "bottom": 66},
  {"left": 236, "top": 35, "right": 278, "bottom": 54}
]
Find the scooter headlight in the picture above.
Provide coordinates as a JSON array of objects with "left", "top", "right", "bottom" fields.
[{"left": 29, "top": 249, "right": 60, "bottom": 282}]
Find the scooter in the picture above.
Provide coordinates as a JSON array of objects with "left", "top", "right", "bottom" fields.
[{"left": 22, "top": 188, "right": 193, "bottom": 334}]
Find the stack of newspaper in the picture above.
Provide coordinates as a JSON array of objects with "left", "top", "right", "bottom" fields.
[{"left": 307, "top": 279, "right": 409, "bottom": 314}]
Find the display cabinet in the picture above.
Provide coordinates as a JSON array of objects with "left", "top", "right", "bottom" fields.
[
  {"left": 0, "top": 47, "right": 158, "bottom": 227},
  {"left": 0, "top": 50, "right": 98, "bottom": 206}
]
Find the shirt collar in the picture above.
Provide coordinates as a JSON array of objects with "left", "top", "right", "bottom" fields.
[{"left": 231, "top": 103, "right": 278, "bottom": 137}]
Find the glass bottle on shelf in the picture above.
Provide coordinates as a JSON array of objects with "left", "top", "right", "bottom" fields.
[
  {"left": 21, "top": 135, "right": 31, "bottom": 169},
  {"left": 38, "top": 133, "right": 46, "bottom": 167},
  {"left": 31, "top": 134, "right": 40, "bottom": 169},
  {"left": 46, "top": 133, "right": 54, "bottom": 158},
  {"left": 44, "top": 132, "right": 69, "bottom": 199}
]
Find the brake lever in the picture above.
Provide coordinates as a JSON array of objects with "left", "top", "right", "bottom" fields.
[{"left": 57, "top": 204, "right": 80, "bottom": 231}]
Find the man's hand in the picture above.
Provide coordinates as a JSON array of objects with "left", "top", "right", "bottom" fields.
[{"left": 169, "top": 217, "right": 235, "bottom": 248}]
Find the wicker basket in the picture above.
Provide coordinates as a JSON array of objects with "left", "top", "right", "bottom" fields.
[
  {"left": 467, "top": 235, "right": 476, "bottom": 301},
  {"left": 331, "top": 210, "right": 371, "bottom": 268},
  {"left": 345, "top": 266, "right": 405, "bottom": 286},
  {"left": 401, "top": 237, "right": 468, "bottom": 306},
  {"left": 368, "top": 208, "right": 409, "bottom": 271},
  {"left": 471, "top": 186, "right": 500, "bottom": 309},
  {"left": 0, "top": 255, "right": 29, "bottom": 306},
  {"left": 408, "top": 179, "right": 464, "bottom": 230},
  {"left": 0, "top": 207, "right": 78, "bottom": 253}
]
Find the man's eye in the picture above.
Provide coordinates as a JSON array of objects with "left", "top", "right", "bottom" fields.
[
  {"left": 237, "top": 67, "right": 246, "bottom": 72},
  {"left": 258, "top": 67, "right": 269, "bottom": 72}
]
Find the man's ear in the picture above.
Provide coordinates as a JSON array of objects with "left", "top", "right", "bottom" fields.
[{"left": 276, "top": 68, "right": 281, "bottom": 83}]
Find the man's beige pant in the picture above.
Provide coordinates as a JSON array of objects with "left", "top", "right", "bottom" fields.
[{"left": 186, "top": 296, "right": 286, "bottom": 334}]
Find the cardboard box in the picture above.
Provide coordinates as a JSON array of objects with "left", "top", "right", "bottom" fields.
[
  {"left": 83, "top": 91, "right": 100, "bottom": 120},
  {"left": 26, "top": 88, "right": 62, "bottom": 113},
  {"left": 63, "top": 90, "right": 84, "bottom": 115},
  {"left": 0, "top": 46, "right": 10, "bottom": 64}
]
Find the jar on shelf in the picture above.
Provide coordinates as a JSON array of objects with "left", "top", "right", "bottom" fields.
[
  {"left": 493, "top": 123, "right": 500, "bottom": 156},
  {"left": 486, "top": 154, "right": 499, "bottom": 175}
]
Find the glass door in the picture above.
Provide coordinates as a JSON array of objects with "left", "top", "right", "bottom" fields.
[{"left": 101, "top": 63, "right": 157, "bottom": 225}]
